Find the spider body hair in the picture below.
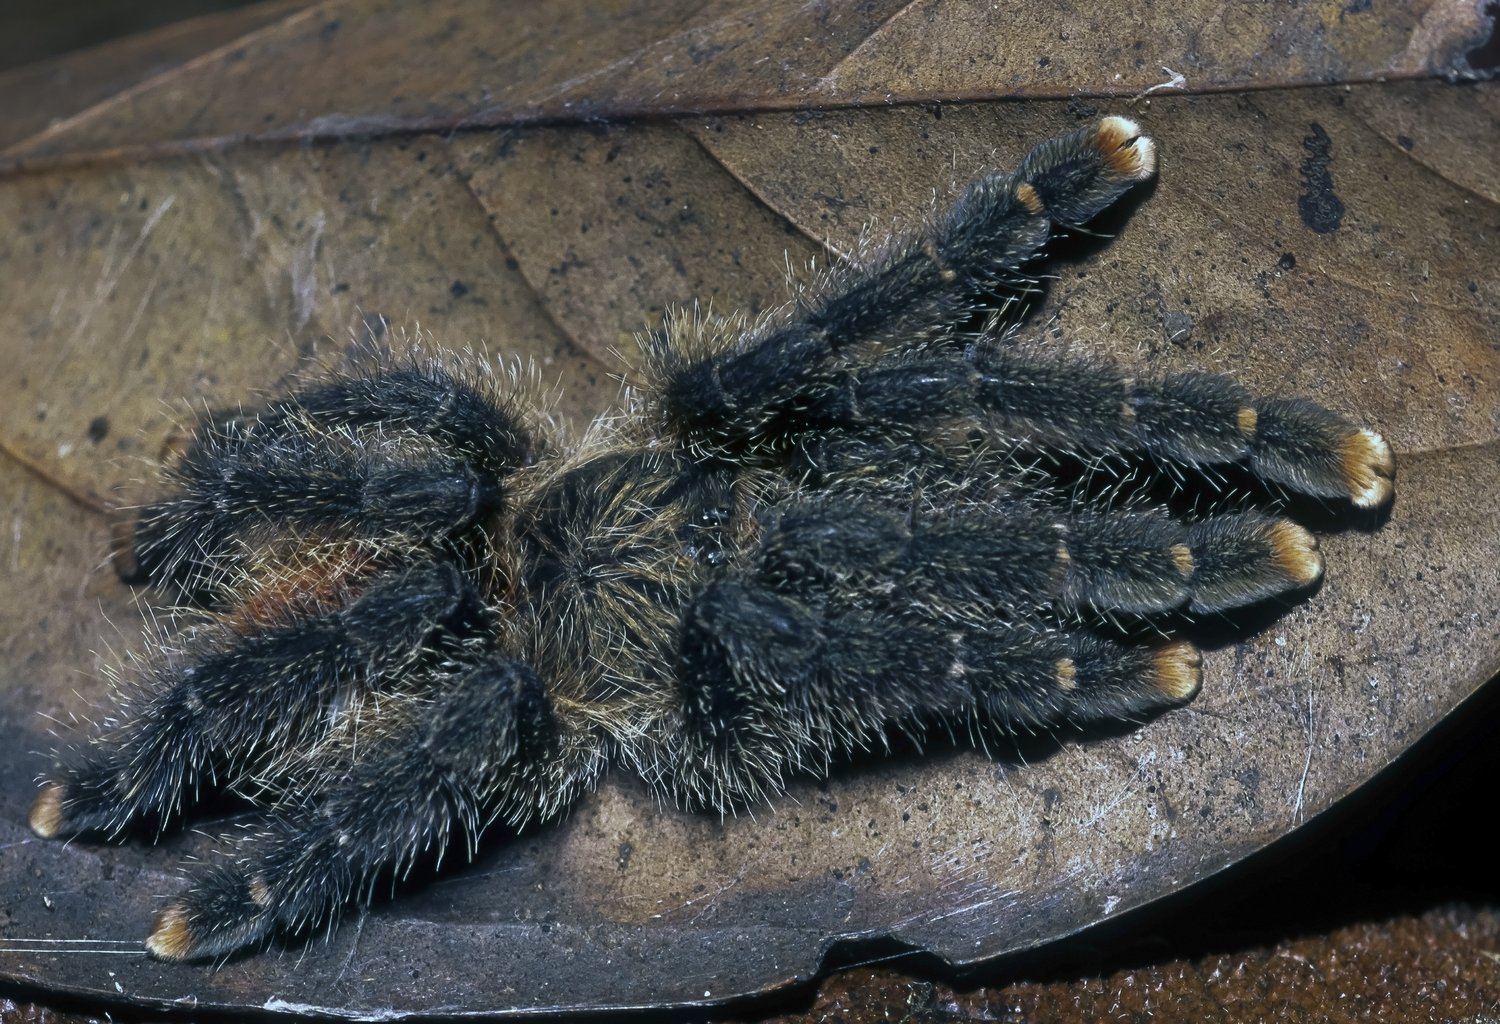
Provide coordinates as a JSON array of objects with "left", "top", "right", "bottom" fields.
[{"left": 29, "top": 116, "right": 1395, "bottom": 961}]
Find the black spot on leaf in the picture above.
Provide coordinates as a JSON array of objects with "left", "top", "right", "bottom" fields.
[{"left": 1297, "top": 123, "right": 1345, "bottom": 234}]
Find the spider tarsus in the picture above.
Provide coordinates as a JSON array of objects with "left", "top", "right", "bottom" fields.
[
  {"left": 28, "top": 753, "right": 149, "bottom": 839},
  {"left": 1246, "top": 398, "right": 1396, "bottom": 508},
  {"left": 1061, "top": 635, "right": 1198, "bottom": 720},
  {"left": 1183, "top": 513, "right": 1325, "bottom": 614},
  {"left": 145, "top": 888, "right": 267, "bottom": 962},
  {"left": 1016, "top": 116, "right": 1157, "bottom": 225}
]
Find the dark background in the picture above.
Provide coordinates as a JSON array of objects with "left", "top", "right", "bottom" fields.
[{"left": 0, "top": 0, "right": 259, "bottom": 73}]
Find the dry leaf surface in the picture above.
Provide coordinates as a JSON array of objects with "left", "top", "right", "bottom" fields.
[
  {"left": 0, "top": 1, "right": 312, "bottom": 152},
  {"left": 0, "top": 0, "right": 1497, "bottom": 1017}
]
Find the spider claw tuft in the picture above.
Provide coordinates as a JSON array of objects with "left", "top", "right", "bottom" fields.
[
  {"left": 1268, "top": 520, "right": 1325, "bottom": 588},
  {"left": 1342, "top": 429, "right": 1396, "bottom": 509},
  {"left": 1094, "top": 115, "right": 1157, "bottom": 180},
  {"left": 28, "top": 782, "right": 64, "bottom": 839},
  {"left": 145, "top": 905, "right": 196, "bottom": 961},
  {"left": 1151, "top": 642, "right": 1203, "bottom": 702}
]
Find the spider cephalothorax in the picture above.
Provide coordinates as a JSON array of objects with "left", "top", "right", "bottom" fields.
[{"left": 29, "top": 116, "right": 1394, "bottom": 961}]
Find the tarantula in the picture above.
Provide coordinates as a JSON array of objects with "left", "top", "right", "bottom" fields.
[{"left": 29, "top": 116, "right": 1394, "bottom": 961}]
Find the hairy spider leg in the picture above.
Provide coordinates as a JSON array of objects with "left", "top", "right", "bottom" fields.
[
  {"left": 782, "top": 346, "right": 1394, "bottom": 508},
  {"left": 249, "top": 363, "right": 538, "bottom": 473},
  {"left": 668, "top": 577, "right": 1201, "bottom": 811},
  {"left": 644, "top": 106, "right": 1391, "bottom": 509},
  {"left": 755, "top": 355, "right": 1338, "bottom": 614},
  {"left": 663, "top": 483, "right": 1330, "bottom": 808},
  {"left": 756, "top": 499, "right": 1323, "bottom": 619},
  {"left": 144, "top": 656, "right": 563, "bottom": 961},
  {"left": 1179, "top": 513, "right": 1326, "bottom": 613},
  {"left": 650, "top": 116, "right": 1157, "bottom": 450},
  {"left": 30, "top": 562, "right": 484, "bottom": 840},
  {"left": 750, "top": 501, "right": 1214, "bottom": 708},
  {"left": 132, "top": 431, "right": 499, "bottom": 598},
  {"left": 133, "top": 365, "right": 531, "bottom": 598}
]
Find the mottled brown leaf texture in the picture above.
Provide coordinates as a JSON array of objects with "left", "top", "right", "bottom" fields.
[{"left": 1, "top": 0, "right": 1496, "bottom": 1017}]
